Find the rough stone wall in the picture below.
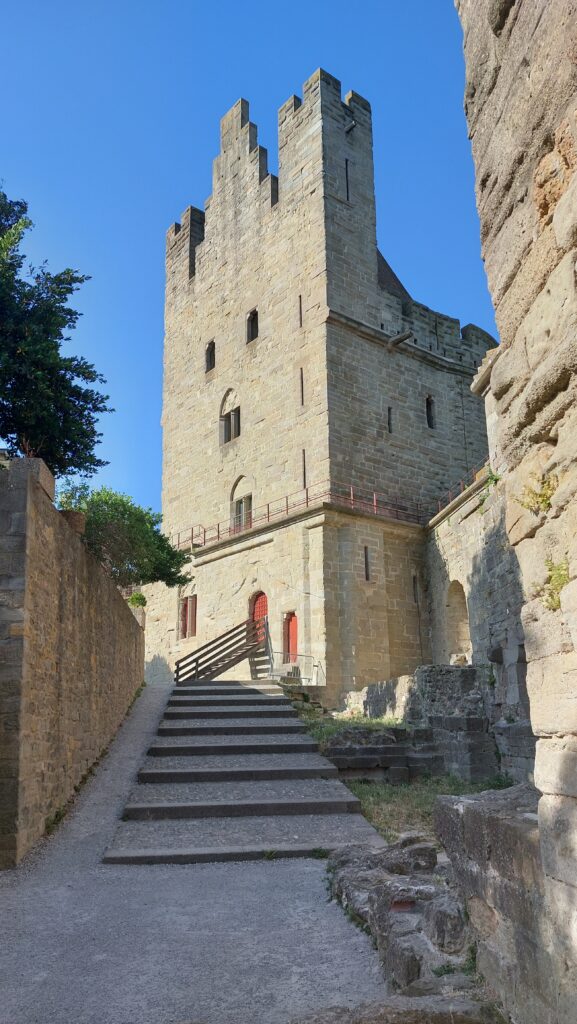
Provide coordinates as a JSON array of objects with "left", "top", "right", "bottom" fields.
[
  {"left": 454, "top": 1, "right": 577, "bottom": 1017},
  {"left": 0, "top": 460, "right": 144, "bottom": 868}
]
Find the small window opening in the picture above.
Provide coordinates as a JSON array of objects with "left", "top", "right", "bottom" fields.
[
  {"left": 345, "top": 158, "right": 350, "bottom": 202},
  {"left": 180, "top": 595, "right": 197, "bottom": 639},
  {"left": 364, "top": 546, "right": 370, "bottom": 581},
  {"left": 412, "top": 574, "right": 418, "bottom": 603},
  {"left": 247, "top": 309, "right": 259, "bottom": 343},
  {"left": 298, "top": 294, "right": 303, "bottom": 328},
  {"left": 426, "top": 395, "right": 436, "bottom": 429},
  {"left": 302, "top": 449, "right": 307, "bottom": 489},
  {"left": 387, "top": 406, "right": 393, "bottom": 433},
  {"left": 233, "top": 494, "right": 252, "bottom": 533},
  {"left": 205, "top": 340, "right": 215, "bottom": 372},
  {"left": 300, "top": 367, "right": 304, "bottom": 406},
  {"left": 221, "top": 406, "right": 241, "bottom": 444}
]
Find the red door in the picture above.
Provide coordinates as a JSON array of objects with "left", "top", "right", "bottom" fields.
[
  {"left": 284, "top": 612, "right": 298, "bottom": 663},
  {"left": 251, "top": 592, "right": 268, "bottom": 641}
]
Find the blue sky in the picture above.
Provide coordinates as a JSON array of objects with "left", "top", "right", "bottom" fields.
[{"left": 2, "top": 1, "right": 496, "bottom": 512}]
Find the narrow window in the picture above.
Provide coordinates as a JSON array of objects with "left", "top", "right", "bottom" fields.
[
  {"left": 300, "top": 367, "right": 304, "bottom": 406},
  {"left": 298, "top": 294, "right": 303, "bottom": 328},
  {"left": 302, "top": 449, "right": 307, "bottom": 489},
  {"left": 345, "top": 158, "right": 350, "bottom": 201},
  {"left": 205, "top": 340, "right": 215, "bottom": 372},
  {"left": 364, "top": 546, "right": 370, "bottom": 581},
  {"left": 220, "top": 407, "right": 241, "bottom": 444},
  {"left": 426, "top": 395, "right": 436, "bottom": 429},
  {"left": 180, "top": 595, "right": 197, "bottom": 639},
  {"left": 247, "top": 309, "right": 259, "bottom": 343},
  {"left": 387, "top": 406, "right": 393, "bottom": 433},
  {"left": 412, "top": 574, "right": 418, "bottom": 603}
]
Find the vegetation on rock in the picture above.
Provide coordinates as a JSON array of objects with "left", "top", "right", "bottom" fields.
[
  {"left": 58, "top": 483, "right": 189, "bottom": 587},
  {"left": 534, "top": 557, "right": 570, "bottom": 611},
  {"left": 0, "top": 191, "right": 110, "bottom": 476},
  {"left": 518, "top": 473, "right": 558, "bottom": 515}
]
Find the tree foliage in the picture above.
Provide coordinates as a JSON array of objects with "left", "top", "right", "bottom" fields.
[
  {"left": 58, "top": 484, "right": 190, "bottom": 588},
  {"left": 0, "top": 191, "right": 111, "bottom": 476}
]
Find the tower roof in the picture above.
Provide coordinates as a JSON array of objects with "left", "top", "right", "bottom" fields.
[{"left": 377, "top": 249, "right": 411, "bottom": 301}]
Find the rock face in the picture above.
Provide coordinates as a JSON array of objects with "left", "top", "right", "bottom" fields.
[{"left": 454, "top": 1, "right": 577, "bottom": 1018}]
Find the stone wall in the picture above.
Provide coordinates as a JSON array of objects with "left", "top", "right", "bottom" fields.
[
  {"left": 453, "top": 1, "right": 577, "bottom": 1017},
  {"left": 0, "top": 459, "right": 144, "bottom": 868}
]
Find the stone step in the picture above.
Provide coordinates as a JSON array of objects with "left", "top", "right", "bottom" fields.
[
  {"left": 173, "top": 685, "right": 284, "bottom": 696},
  {"left": 103, "top": 812, "right": 386, "bottom": 864},
  {"left": 123, "top": 779, "right": 360, "bottom": 819},
  {"left": 167, "top": 695, "right": 293, "bottom": 707},
  {"left": 138, "top": 752, "right": 338, "bottom": 782},
  {"left": 156, "top": 718, "right": 306, "bottom": 736},
  {"left": 328, "top": 754, "right": 409, "bottom": 769},
  {"left": 148, "top": 734, "right": 318, "bottom": 757},
  {"left": 163, "top": 705, "right": 299, "bottom": 719}
]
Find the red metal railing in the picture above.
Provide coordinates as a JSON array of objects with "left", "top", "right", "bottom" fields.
[
  {"left": 435, "top": 459, "right": 489, "bottom": 514},
  {"left": 171, "top": 480, "right": 424, "bottom": 551}
]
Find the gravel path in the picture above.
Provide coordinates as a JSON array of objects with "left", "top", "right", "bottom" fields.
[{"left": 0, "top": 680, "right": 388, "bottom": 1024}]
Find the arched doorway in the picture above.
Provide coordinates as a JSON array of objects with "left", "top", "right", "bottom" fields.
[
  {"left": 283, "top": 612, "right": 298, "bottom": 664},
  {"left": 445, "top": 580, "right": 472, "bottom": 664},
  {"left": 250, "top": 591, "right": 268, "bottom": 642}
]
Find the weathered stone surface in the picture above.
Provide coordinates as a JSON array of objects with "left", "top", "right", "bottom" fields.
[
  {"left": 423, "top": 894, "right": 467, "bottom": 954},
  {"left": 455, "top": 0, "right": 577, "bottom": 1015}
]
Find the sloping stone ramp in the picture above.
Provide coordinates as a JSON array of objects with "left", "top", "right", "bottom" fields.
[{"left": 103, "top": 680, "right": 386, "bottom": 864}]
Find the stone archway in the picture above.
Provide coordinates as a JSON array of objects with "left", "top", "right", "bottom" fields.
[{"left": 445, "top": 580, "right": 472, "bottom": 665}]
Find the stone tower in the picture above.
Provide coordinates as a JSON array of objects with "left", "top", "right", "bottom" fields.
[{"left": 145, "top": 69, "right": 494, "bottom": 705}]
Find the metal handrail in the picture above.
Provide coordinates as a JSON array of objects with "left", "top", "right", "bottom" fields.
[
  {"left": 269, "top": 651, "right": 327, "bottom": 687},
  {"left": 171, "top": 480, "right": 425, "bottom": 550},
  {"left": 435, "top": 459, "right": 489, "bottom": 513},
  {"left": 175, "top": 616, "right": 268, "bottom": 683}
]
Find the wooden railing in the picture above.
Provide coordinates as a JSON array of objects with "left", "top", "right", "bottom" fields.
[{"left": 174, "top": 616, "right": 268, "bottom": 683}]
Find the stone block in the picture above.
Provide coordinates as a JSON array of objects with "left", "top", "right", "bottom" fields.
[
  {"left": 423, "top": 894, "right": 467, "bottom": 954},
  {"left": 539, "top": 794, "right": 577, "bottom": 889},
  {"left": 526, "top": 650, "right": 577, "bottom": 735}
]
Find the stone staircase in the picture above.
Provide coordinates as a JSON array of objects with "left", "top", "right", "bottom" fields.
[{"left": 103, "top": 680, "right": 386, "bottom": 864}]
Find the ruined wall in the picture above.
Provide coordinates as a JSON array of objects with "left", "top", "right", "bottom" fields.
[
  {"left": 426, "top": 472, "right": 534, "bottom": 779},
  {"left": 453, "top": 1, "right": 577, "bottom": 1017},
  {"left": 0, "top": 460, "right": 144, "bottom": 868}
]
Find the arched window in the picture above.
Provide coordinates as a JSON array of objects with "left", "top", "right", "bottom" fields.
[
  {"left": 219, "top": 389, "right": 241, "bottom": 445},
  {"left": 445, "top": 580, "right": 472, "bottom": 664},
  {"left": 426, "top": 395, "right": 436, "bottom": 429},
  {"left": 230, "top": 476, "right": 253, "bottom": 533},
  {"left": 205, "top": 340, "right": 215, "bottom": 372}
]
